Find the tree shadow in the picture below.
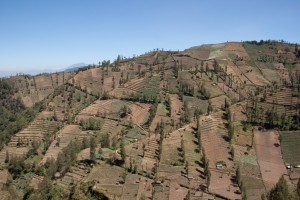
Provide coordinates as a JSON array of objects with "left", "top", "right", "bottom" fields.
[
  {"left": 193, "top": 140, "right": 199, "bottom": 145},
  {"left": 222, "top": 135, "right": 230, "bottom": 142}
]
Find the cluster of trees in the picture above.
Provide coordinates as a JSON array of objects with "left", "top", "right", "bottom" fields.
[
  {"left": 0, "top": 79, "right": 45, "bottom": 150},
  {"left": 246, "top": 104, "right": 298, "bottom": 130},
  {"left": 119, "top": 105, "right": 130, "bottom": 118},
  {"left": 158, "top": 121, "right": 164, "bottom": 161},
  {"left": 130, "top": 92, "right": 157, "bottom": 103},
  {"left": 180, "top": 101, "right": 190, "bottom": 126},
  {"left": 119, "top": 71, "right": 129, "bottom": 86},
  {"left": 25, "top": 176, "right": 68, "bottom": 200},
  {"left": 199, "top": 84, "right": 211, "bottom": 100},
  {"left": 79, "top": 118, "right": 102, "bottom": 130},
  {"left": 100, "top": 133, "right": 110, "bottom": 148},
  {"left": 266, "top": 176, "right": 300, "bottom": 200},
  {"left": 180, "top": 138, "right": 186, "bottom": 164},
  {"left": 225, "top": 105, "right": 234, "bottom": 141},
  {"left": 147, "top": 99, "right": 158, "bottom": 125},
  {"left": 201, "top": 150, "right": 210, "bottom": 186},
  {"left": 256, "top": 55, "right": 288, "bottom": 64},
  {"left": 165, "top": 96, "right": 171, "bottom": 117},
  {"left": 7, "top": 155, "right": 28, "bottom": 179},
  {"left": 243, "top": 40, "right": 287, "bottom": 45},
  {"left": 179, "top": 81, "right": 195, "bottom": 97},
  {"left": 49, "top": 139, "right": 83, "bottom": 177},
  {"left": 207, "top": 100, "right": 213, "bottom": 115}
]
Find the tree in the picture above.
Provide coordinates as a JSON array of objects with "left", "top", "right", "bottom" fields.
[
  {"left": 120, "top": 137, "right": 126, "bottom": 162},
  {"left": 267, "top": 176, "right": 290, "bottom": 200},
  {"left": 101, "top": 133, "right": 110, "bottom": 148},
  {"left": 5, "top": 150, "right": 9, "bottom": 163},
  {"left": 82, "top": 137, "right": 89, "bottom": 149},
  {"left": 224, "top": 98, "right": 230, "bottom": 109},
  {"left": 185, "top": 190, "right": 191, "bottom": 200},
  {"left": 90, "top": 137, "right": 96, "bottom": 162},
  {"left": 207, "top": 100, "right": 213, "bottom": 115},
  {"left": 37, "top": 176, "right": 52, "bottom": 199},
  {"left": 228, "top": 123, "right": 234, "bottom": 141},
  {"left": 236, "top": 166, "right": 241, "bottom": 186},
  {"left": 119, "top": 105, "right": 128, "bottom": 118},
  {"left": 138, "top": 65, "right": 141, "bottom": 77},
  {"left": 230, "top": 146, "right": 235, "bottom": 160},
  {"left": 207, "top": 170, "right": 211, "bottom": 186},
  {"left": 45, "top": 158, "right": 57, "bottom": 178},
  {"left": 297, "top": 179, "right": 300, "bottom": 197},
  {"left": 112, "top": 76, "right": 115, "bottom": 89},
  {"left": 181, "top": 138, "right": 185, "bottom": 163}
]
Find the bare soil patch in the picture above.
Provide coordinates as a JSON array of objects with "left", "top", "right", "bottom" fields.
[{"left": 254, "top": 129, "right": 287, "bottom": 191}]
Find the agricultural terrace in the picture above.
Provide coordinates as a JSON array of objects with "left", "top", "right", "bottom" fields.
[
  {"left": 169, "top": 94, "right": 182, "bottom": 120},
  {"left": 71, "top": 67, "right": 134, "bottom": 96},
  {"left": 200, "top": 112, "right": 240, "bottom": 199},
  {"left": 140, "top": 135, "right": 160, "bottom": 177},
  {"left": 183, "top": 48, "right": 210, "bottom": 60},
  {"left": 210, "top": 95, "right": 230, "bottom": 111},
  {"left": 77, "top": 99, "right": 114, "bottom": 117},
  {"left": 233, "top": 142, "right": 266, "bottom": 200},
  {"left": 149, "top": 102, "right": 170, "bottom": 133},
  {"left": 183, "top": 96, "right": 208, "bottom": 117},
  {"left": 160, "top": 128, "right": 182, "bottom": 166},
  {"left": 48, "top": 85, "right": 96, "bottom": 121},
  {"left": 238, "top": 161, "right": 265, "bottom": 200},
  {"left": 280, "top": 131, "right": 300, "bottom": 166},
  {"left": 0, "top": 111, "right": 61, "bottom": 166},
  {"left": 237, "top": 62, "right": 270, "bottom": 86},
  {"left": 254, "top": 129, "right": 287, "bottom": 190},
  {"left": 128, "top": 102, "right": 151, "bottom": 126},
  {"left": 57, "top": 162, "right": 89, "bottom": 188},
  {"left": 124, "top": 76, "right": 160, "bottom": 101},
  {"left": 156, "top": 164, "right": 189, "bottom": 200},
  {"left": 12, "top": 72, "right": 73, "bottom": 107},
  {"left": 40, "top": 125, "right": 90, "bottom": 164},
  {"left": 253, "top": 87, "right": 300, "bottom": 119},
  {"left": 264, "top": 87, "right": 299, "bottom": 107},
  {"left": 88, "top": 161, "right": 154, "bottom": 200},
  {"left": 181, "top": 126, "right": 206, "bottom": 193},
  {"left": 223, "top": 42, "right": 250, "bottom": 60},
  {"left": 86, "top": 165, "right": 125, "bottom": 199},
  {"left": 77, "top": 99, "right": 150, "bottom": 127}
]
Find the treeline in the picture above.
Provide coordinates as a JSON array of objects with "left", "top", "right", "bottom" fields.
[
  {"left": 79, "top": 118, "right": 103, "bottom": 131},
  {"left": 246, "top": 106, "right": 299, "bottom": 130},
  {"left": 243, "top": 39, "right": 289, "bottom": 45}
]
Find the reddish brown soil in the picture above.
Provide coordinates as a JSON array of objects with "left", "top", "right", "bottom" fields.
[{"left": 254, "top": 129, "right": 287, "bottom": 191}]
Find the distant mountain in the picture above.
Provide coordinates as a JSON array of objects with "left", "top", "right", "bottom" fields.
[
  {"left": 0, "top": 63, "right": 89, "bottom": 77},
  {"left": 0, "top": 68, "right": 61, "bottom": 77},
  {"left": 64, "top": 63, "right": 87, "bottom": 72}
]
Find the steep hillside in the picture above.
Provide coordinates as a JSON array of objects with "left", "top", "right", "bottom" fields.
[
  {"left": 1, "top": 41, "right": 300, "bottom": 200},
  {"left": 11, "top": 72, "right": 74, "bottom": 107}
]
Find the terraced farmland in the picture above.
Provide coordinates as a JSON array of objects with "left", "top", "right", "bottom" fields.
[{"left": 280, "top": 131, "right": 300, "bottom": 165}]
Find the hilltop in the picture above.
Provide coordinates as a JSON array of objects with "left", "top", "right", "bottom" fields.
[{"left": 0, "top": 40, "right": 300, "bottom": 200}]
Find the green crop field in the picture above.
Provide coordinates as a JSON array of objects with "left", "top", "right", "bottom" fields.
[
  {"left": 280, "top": 131, "right": 300, "bottom": 165},
  {"left": 136, "top": 76, "right": 160, "bottom": 100}
]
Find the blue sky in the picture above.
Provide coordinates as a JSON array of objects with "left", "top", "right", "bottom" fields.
[{"left": 0, "top": 0, "right": 299, "bottom": 73}]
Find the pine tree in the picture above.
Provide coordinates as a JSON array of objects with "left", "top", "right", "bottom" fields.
[
  {"left": 296, "top": 179, "right": 300, "bottom": 197},
  {"left": 207, "top": 100, "right": 213, "bottom": 115},
  {"left": 267, "top": 176, "right": 290, "bottom": 200},
  {"left": 5, "top": 150, "right": 9, "bottom": 163},
  {"left": 120, "top": 137, "right": 126, "bottom": 162},
  {"left": 90, "top": 137, "right": 96, "bottom": 162}
]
